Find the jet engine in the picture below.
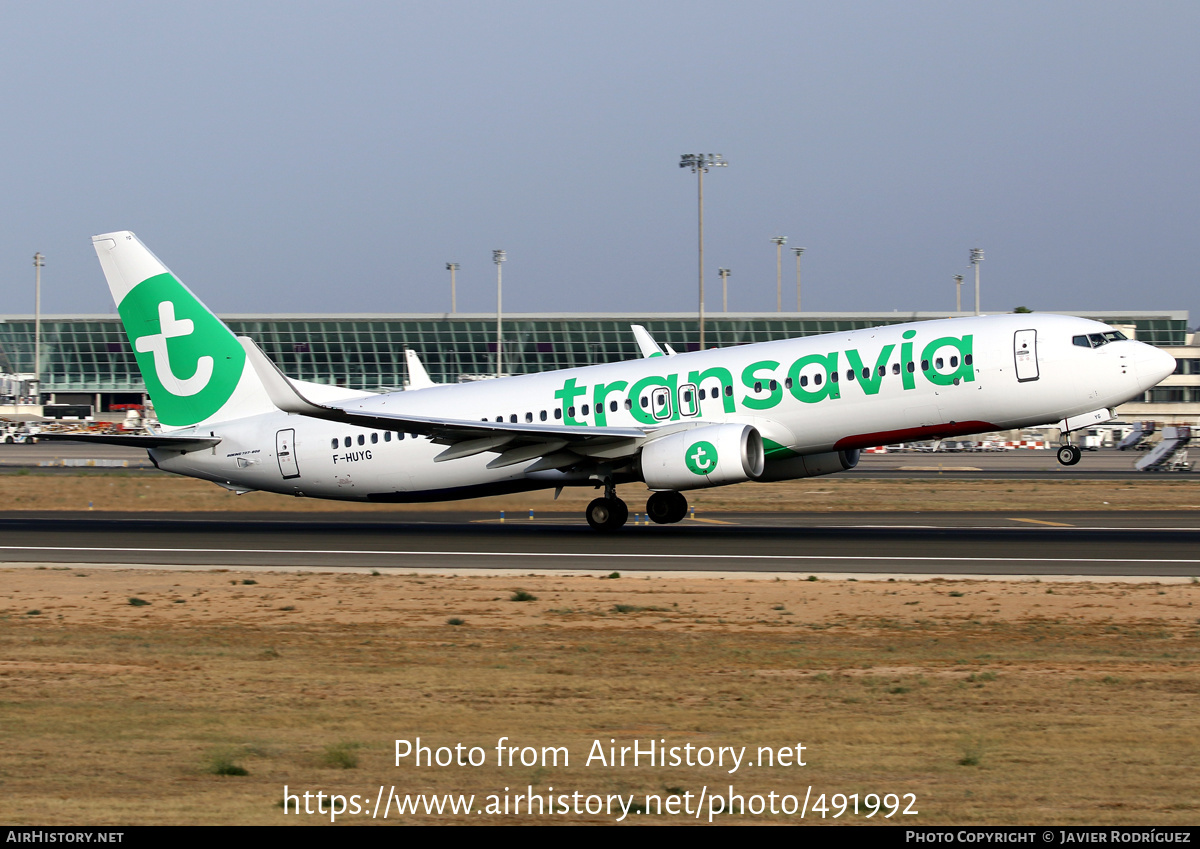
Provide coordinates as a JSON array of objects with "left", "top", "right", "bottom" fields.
[{"left": 639, "top": 423, "right": 764, "bottom": 491}]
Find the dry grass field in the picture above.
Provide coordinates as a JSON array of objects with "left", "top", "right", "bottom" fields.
[
  {"left": 1, "top": 470, "right": 1199, "bottom": 514},
  {"left": 0, "top": 566, "right": 1197, "bottom": 825}
]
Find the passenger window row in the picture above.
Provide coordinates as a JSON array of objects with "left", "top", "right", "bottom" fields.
[
  {"left": 789, "top": 355, "right": 973, "bottom": 388},
  {"left": 489, "top": 409, "right": 561, "bottom": 423},
  {"left": 482, "top": 385, "right": 739, "bottom": 423},
  {"left": 473, "top": 355, "right": 980, "bottom": 426},
  {"left": 330, "top": 352, "right": 980, "bottom": 447},
  {"left": 331, "top": 432, "right": 408, "bottom": 449}
]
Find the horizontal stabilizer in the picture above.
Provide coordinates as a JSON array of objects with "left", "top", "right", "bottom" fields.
[{"left": 34, "top": 433, "right": 221, "bottom": 452}]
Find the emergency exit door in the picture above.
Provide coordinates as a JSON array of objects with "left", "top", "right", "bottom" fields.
[
  {"left": 276, "top": 428, "right": 300, "bottom": 479},
  {"left": 1014, "top": 329, "right": 1039, "bottom": 382}
]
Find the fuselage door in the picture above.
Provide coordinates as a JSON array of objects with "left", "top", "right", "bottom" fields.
[
  {"left": 1014, "top": 329, "right": 1039, "bottom": 382},
  {"left": 276, "top": 428, "right": 301, "bottom": 479},
  {"left": 651, "top": 387, "right": 673, "bottom": 420},
  {"left": 678, "top": 383, "right": 699, "bottom": 417}
]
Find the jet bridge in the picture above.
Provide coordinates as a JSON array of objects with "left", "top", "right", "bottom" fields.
[{"left": 1135, "top": 425, "right": 1192, "bottom": 472}]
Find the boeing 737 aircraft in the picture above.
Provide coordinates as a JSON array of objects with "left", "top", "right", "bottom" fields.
[{"left": 49, "top": 231, "right": 1176, "bottom": 531}]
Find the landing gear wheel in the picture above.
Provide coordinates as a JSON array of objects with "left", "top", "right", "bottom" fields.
[
  {"left": 646, "top": 491, "right": 689, "bottom": 524},
  {"left": 1057, "top": 445, "right": 1082, "bottom": 466},
  {"left": 586, "top": 497, "right": 628, "bottom": 532}
]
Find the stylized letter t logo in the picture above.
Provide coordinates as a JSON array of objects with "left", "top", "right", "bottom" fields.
[{"left": 134, "top": 301, "right": 214, "bottom": 397}]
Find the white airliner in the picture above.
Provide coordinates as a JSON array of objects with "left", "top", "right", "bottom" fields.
[{"left": 49, "top": 231, "right": 1176, "bottom": 531}]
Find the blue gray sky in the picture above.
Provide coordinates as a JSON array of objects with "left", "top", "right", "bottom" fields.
[{"left": 3, "top": 1, "right": 1198, "bottom": 320}]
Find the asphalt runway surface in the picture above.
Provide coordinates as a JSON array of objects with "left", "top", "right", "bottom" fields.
[{"left": 1, "top": 510, "right": 1198, "bottom": 578}]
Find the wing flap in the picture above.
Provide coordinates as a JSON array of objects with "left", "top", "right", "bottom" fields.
[
  {"left": 485, "top": 439, "right": 569, "bottom": 470},
  {"left": 434, "top": 435, "right": 515, "bottom": 462}
]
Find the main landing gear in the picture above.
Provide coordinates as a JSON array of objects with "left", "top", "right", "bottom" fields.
[
  {"left": 584, "top": 483, "right": 691, "bottom": 531},
  {"left": 586, "top": 477, "right": 628, "bottom": 532},
  {"left": 646, "top": 490, "right": 688, "bottom": 524}
]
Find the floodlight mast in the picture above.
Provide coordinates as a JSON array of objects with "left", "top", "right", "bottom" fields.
[
  {"left": 718, "top": 267, "right": 731, "bottom": 312},
  {"left": 954, "top": 274, "right": 964, "bottom": 313},
  {"left": 970, "top": 248, "right": 984, "bottom": 315},
  {"left": 446, "top": 262, "right": 459, "bottom": 313},
  {"left": 493, "top": 250, "right": 506, "bottom": 377},
  {"left": 793, "top": 247, "right": 805, "bottom": 312},
  {"left": 679, "top": 154, "right": 727, "bottom": 349},
  {"left": 771, "top": 236, "right": 787, "bottom": 311},
  {"left": 33, "top": 252, "right": 43, "bottom": 402}
]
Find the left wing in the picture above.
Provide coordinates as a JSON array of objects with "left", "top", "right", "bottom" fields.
[{"left": 240, "top": 337, "right": 693, "bottom": 470}]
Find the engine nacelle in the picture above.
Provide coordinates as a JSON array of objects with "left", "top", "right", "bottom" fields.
[
  {"left": 640, "top": 424, "right": 765, "bottom": 491},
  {"left": 757, "top": 448, "right": 860, "bottom": 482}
]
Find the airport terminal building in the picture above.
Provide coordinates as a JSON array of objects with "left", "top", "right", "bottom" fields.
[{"left": 0, "top": 309, "right": 1196, "bottom": 423}]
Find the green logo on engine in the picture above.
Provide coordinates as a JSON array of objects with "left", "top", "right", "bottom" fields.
[
  {"left": 685, "top": 440, "right": 718, "bottom": 475},
  {"left": 117, "top": 272, "right": 244, "bottom": 426}
]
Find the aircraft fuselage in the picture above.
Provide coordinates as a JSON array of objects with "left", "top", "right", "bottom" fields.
[{"left": 151, "top": 312, "right": 1172, "bottom": 502}]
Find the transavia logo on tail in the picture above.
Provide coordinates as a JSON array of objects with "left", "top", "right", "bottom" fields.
[
  {"left": 118, "top": 273, "right": 244, "bottom": 426},
  {"left": 135, "top": 301, "right": 214, "bottom": 396},
  {"left": 686, "top": 440, "right": 718, "bottom": 475}
]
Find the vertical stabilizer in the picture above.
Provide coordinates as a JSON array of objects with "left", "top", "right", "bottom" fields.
[{"left": 93, "top": 231, "right": 275, "bottom": 430}]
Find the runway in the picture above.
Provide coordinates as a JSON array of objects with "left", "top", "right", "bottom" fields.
[{"left": 1, "top": 510, "right": 1198, "bottom": 577}]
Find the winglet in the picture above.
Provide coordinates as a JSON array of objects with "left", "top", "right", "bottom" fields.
[
  {"left": 239, "top": 337, "right": 327, "bottom": 416},
  {"left": 404, "top": 349, "right": 436, "bottom": 389},
  {"left": 631, "top": 325, "right": 666, "bottom": 358}
]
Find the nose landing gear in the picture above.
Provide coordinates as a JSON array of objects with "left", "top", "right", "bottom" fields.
[{"left": 1057, "top": 441, "right": 1082, "bottom": 466}]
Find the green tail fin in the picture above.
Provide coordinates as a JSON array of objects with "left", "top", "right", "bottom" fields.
[{"left": 93, "top": 231, "right": 273, "bottom": 429}]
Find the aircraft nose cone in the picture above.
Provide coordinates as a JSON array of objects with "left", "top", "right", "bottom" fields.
[{"left": 1135, "top": 344, "right": 1176, "bottom": 389}]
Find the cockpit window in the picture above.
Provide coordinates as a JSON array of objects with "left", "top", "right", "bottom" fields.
[{"left": 1073, "top": 331, "right": 1128, "bottom": 349}]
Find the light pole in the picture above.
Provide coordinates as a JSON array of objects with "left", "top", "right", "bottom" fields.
[
  {"left": 718, "top": 267, "right": 731, "bottom": 312},
  {"left": 679, "top": 154, "right": 727, "bottom": 349},
  {"left": 33, "top": 252, "right": 43, "bottom": 403},
  {"left": 970, "top": 248, "right": 984, "bottom": 315},
  {"left": 493, "top": 250, "right": 505, "bottom": 377},
  {"left": 771, "top": 236, "right": 787, "bottom": 311},
  {"left": 445, "top": 262, "right": 459, "bottom": 313},
  {"left": 793, "top": 247, "right": 805, "bottom": 312},
  {"left": 954, "top": 274, "right": 964, "bottom": 313}
]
